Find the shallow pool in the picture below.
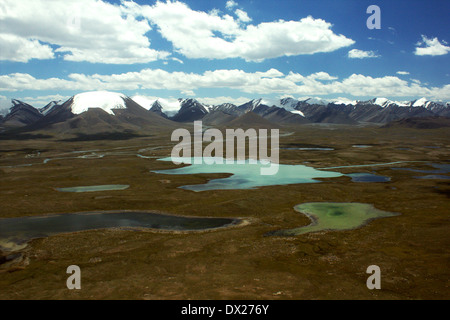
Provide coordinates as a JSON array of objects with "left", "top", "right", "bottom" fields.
[{"left": 56, "top": 185, "right": 130, "bottom": 192}]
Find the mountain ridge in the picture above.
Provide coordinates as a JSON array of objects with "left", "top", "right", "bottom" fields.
[{"left": 1, "top": 92, "right": 449, "bottom": 133}]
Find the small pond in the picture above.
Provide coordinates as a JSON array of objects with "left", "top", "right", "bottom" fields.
[
  {"left": 281, "top": 147, "right": 334, "bottom": 151},
  {"left": 56, "top": 185, "right": 130, "bottom": 192},
  {"left": 347, "top": 173, "right": 391, "bottom": 183},
  {"left": 352, "top": 145, "right": 373, "bottom": 148}
]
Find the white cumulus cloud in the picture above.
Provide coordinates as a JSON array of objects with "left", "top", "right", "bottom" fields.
[
  {"left": 415, "top": 35, "right": 450, "bottom": 56},
  {"left": 0, "top": 0, "right": 355, "bottom": 63},
  {"left": 348, "top": 49, "right": 380, "bottom": 59},
  {"left": 307, "top": 72, "right": 338, "bottom": 81},
  {"left": 235, "top": 9, "right": 252, "bottom": 23},
  {"left": 0, "top": 0, "right": 169, "bottom": 64},
  {"left": 0, "top": 34, "right": 54, "bottom": 62},
  {"left": 140, "top": 1, "right": 354, "bottom": 62},
  {"left": 2, "top": 68, "right": 450, "bottom": 100},
  {"left": 226, "top": 1, "right": 238, "bottom": 10},
  {"left": 197, "top": 96, "right": 251, "bottom": 106},
  {"left": 19, "top": 94, "right": 70, "bottom": 108},
  {"left": 0, "top": 95, "right": 9, "bottom": 114}
]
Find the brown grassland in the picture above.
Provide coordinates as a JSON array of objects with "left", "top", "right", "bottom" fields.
[{"left": 0, "top": 124, "right": 449, "bottom": 299}]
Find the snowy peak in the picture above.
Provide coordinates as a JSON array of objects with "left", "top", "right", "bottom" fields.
[
  {"left": 131, "top": 95, "right": 154, "bottom": 110},
  {"left": 235, "top": 98, "right": 305, "bottom": 117},
  {"left": 132, "top": 96, "right": 209, "bottom": 118},
  {"left": 239, "top": 98, "right": 263, "bottom": 111},
  {"left": 40, "top": 100, "right": 61, "bottom": 115},
  {"left": 148, "top": 100, "right": 168, "bottom": 119},
  {"left": 260, "top": 98, "right": 283, "bottom": 108},
  {"left": 280, "top": 97, "right": 299, "bottom": 108},
  {"left": 179, "top": 99, "right": 209, "bottom": 115},
  {"left": 70, "top": 91, "right": 127, "bottom": 115},
  {"left": 373, "top": 98, "right": 390, "bottom": 107},
  {"left": 7, "top": 100, "right": 41, "bottom": 118},
  {"left": 410, "top": 98, "right": 449, "bottom": 112},
  {"left": 11, "top": 99, "right": 36, "bottom": 110},
  {"left": 303, "top": 97, "right": 328, "bottom": 105},
  {"left": 371, "top": 97, "right": 409, "bottom": 108},
  {"left": 171, "top": 98, "right": 208, "bottom": 122},
  {"left": 207, "top": 103, "right": 237, "bottom": 113},
  {"left": 266, "top": 98, "right": 304, "bottom": 116},
  {"left": 367, "top": 97, "right": 447, "bottom": 109},
  {"left": 12, "top": 99, "right": 27, "bottom": 106},
  {"left": 330, "top": 97, "right": 358, "bottom": 106},
  {"left": 150, "top": 100, "right": 164, "bottom": 112},
  {"left": 131, "top": 96, "right": 183, "bottom": 117},
  {"left": 1, "top": 99, "right": 43, "bottom": 128},
  {"left": 215, "top": 103, "right": 237, "bottom": 110},
  {"left": 412, "top": 97, "right": 430, "bottom": 108},
  {"left": 157, "top": 99, "right": 182, "bottom": 117},
  {"left": 251, "top": 98, "right": 263, "bottom": 109}
]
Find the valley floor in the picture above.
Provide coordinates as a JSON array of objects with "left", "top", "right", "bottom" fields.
[{"left": 0, "top": 125, "right": 449, "bottom": 299}]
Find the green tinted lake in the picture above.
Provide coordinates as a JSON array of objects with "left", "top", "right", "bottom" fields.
[{"left": 268, "top": 202, "right": 399, "bottom": 236}]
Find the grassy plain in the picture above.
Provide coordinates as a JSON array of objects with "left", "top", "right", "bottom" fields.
[{"left": 0, "top": 125, "right": 448, "bottom": 299}]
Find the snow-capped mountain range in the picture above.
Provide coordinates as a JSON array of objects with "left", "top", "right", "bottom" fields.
[
  {"left": 131, "top": 95, "right": 449, "bottom": 116},
  {"left": 1, "top": 91, "right": 449, "bottom": 130},
  {"left": 128, "top": 94, "right": 449, "bottom": 124}
]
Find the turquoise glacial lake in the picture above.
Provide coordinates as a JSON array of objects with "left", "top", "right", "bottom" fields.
[{"left": 153, "top": 157, "right": 344, "bottom": 191}]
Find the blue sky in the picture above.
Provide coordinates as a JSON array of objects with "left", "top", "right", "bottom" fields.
[{"left": 0, "top": 0, "right": 449, "bottom": 110}]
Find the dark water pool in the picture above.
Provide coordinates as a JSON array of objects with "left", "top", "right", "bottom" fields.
[
  {"left": 0, "top": 211, "right": 239, "bottom": 250},
  {"left": 413, "top": 175, "right": 450, "bottom": 180},
  {"left": 347, "top": 173, "right": 391, "bottom": 182},
  {"left": 391, "top": 163, "right": 450, "bottom": 174}
]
